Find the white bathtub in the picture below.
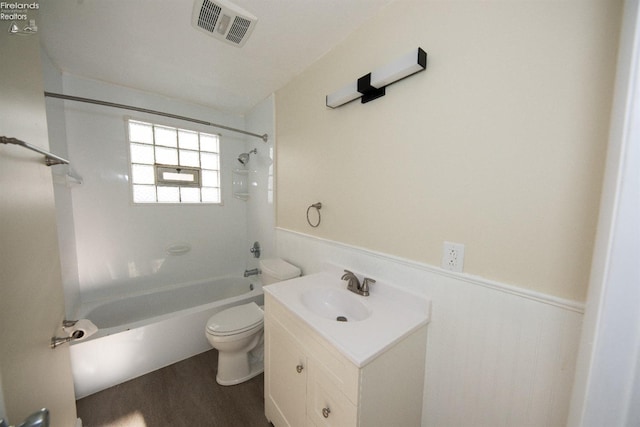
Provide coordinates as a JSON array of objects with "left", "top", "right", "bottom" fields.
[{"left": 70, "top": 276, "right": 264, "bottom": 398}]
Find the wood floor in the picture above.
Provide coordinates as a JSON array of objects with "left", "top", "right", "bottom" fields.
[{"left": 76, "top": 350, "right": 272, "bottom": 427}]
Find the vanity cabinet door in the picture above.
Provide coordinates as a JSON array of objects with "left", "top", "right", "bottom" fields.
[
  {"left": 265, "top": 316, "right": 308, "bottom": 427},
  {"left": 306, "top": 364, "right": 358, "bottom": 427}
]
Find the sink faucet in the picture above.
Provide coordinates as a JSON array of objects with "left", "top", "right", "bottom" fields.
[{"left": 341, "top": 270, "right": 375, "bottom": 296}]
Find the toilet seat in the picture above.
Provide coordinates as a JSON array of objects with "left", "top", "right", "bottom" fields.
[{"left": 206, "top": 302, "right": 264, "bottom": 337}]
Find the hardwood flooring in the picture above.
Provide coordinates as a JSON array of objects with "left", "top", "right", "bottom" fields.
[{"left": 76, "top": 350, "right": 272, "bottom": 427}]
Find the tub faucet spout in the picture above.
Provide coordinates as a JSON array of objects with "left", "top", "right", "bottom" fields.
[{"left": 244, "top": 268, "right": 261, "bottom": 278}]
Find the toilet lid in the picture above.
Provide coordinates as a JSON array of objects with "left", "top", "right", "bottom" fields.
[{"left": 206, "top": 302, "right": 264, "bottom": 336}]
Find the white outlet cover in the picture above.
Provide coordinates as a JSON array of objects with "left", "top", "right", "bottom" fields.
[{"left": 442, "top": 241, "right": 465, "bottom": 272}]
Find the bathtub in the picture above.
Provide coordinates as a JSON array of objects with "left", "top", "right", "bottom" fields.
[{"left": 70, "top": 276, "right": 264, "bottom": 399}]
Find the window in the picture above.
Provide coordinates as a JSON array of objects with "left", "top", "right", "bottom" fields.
[{"left": 127, "top": 119, "right": 221, "bottom": 204}]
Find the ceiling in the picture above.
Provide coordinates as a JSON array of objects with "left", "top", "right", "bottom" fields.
[{"left": 39, "top": 0, "right": 394, "bottom": 115}]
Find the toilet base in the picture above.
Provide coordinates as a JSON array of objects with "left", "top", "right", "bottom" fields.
[
  {"left": 216, "top": 341, "right": 265, "bottom": 386},
  {"left": 216, "top": 357, "right": 264, "bottom": 386}
]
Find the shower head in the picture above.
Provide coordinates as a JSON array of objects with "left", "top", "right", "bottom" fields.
[
  {"left": 238, "top": 153, "right": 249, "bottom": 165},
  {"left": 237, "top": 148, "right": 257, "bottom": 165}
]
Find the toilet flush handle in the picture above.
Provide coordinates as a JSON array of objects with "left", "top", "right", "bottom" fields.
[{"left": 296, "top": 364, "right": 304, "bottom": 373}]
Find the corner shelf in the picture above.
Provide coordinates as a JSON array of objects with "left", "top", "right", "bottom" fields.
[{"left": 232, "top": 168, "right": 249, "bottom": 201}]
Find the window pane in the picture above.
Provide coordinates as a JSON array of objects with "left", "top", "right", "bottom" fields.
[
  {"left": 179, "top": 150, "right": 200, "bottom": 167},
  {"left": 162, "top": 172, "right": 195, "bottom": 183},
  {"left": 129, "top": 121, "right": 153, "bottom": 144},
  {"left": 180, "top": 187, "right": 201, "bottom": 203},
  {"left": 200, "top": 134, "right": 219, "bottom": 152},
  {"left": 178, "top": 130, "right": 199, "bottom": 150},
  {"left": 201, "top": 187, "right": 220, "bottom": 203},
  {"left": 155, "top": 146, "right": 178, "bottom": 165},
  {"left": 200, "top": 152, "right": 219, "bottom": 170},
  {"left": 131, "top": 164, "right": 155, "bottom": 184},
  {"left": 201, "top": 170, "right": 219, "bottom": 187},
  {"left": 130, "top": 143, "right": 154, "bottom": 164},
  {"left": 155, "top": 126, "right": 177, "bottom": 147},
  {"left": 128, "top": 119, "right": 220, "bottom": 204},
  {"left": 157, "top": 186, "right": 180, "bottom": 202},
  {"left": 133, "top": 185, "right": 156, "bottom": 203}
]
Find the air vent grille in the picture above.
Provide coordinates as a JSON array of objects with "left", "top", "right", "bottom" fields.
[
  {"left": 197, "top": 0, "right": 222, "bottom": 33},
  {"left": 191, "top": 0, "right": 257, "bottom": 47},
  {"left": 226, "top": 16, "right": 251, "bottom": 44}
]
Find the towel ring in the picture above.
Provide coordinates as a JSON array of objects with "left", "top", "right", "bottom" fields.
[{"left": 306, "top": 202, "right": 322, "bottom": 228}]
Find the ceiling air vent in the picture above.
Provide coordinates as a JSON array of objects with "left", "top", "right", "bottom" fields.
[{"left": 192, "top": 0, "right": 257, "bottom": 47}]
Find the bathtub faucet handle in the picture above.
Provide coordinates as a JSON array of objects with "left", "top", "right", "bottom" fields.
[{"left": 250, "top": 241, "right": 261, "bottom": 258}]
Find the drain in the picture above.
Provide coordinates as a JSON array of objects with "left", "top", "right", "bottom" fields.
[{"left": 336, "top": 316, "right": 348, "bottom": 322}]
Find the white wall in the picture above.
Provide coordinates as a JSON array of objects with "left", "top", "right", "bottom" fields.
[
  {"left": 0, "top": 13, "right": 77, "bottom": 425},
  {"left": 568, "top": 0, "right": 640, "bottom": 424},
  {"left": 276, "top": 229, "right": 583, "bottom": 427},
  {"left": 41, "top": 51, "right": 81, "bottom": 319},
  {"left": 246, "top": 94, "right": 277, "bottom": 267},
  {"left": 275, "top": 0, "right": 622, "bottom": 301},
  {"left": 273, "top": 1, "right": 623, "bottom": 425},
  {"left": 46, "top": 75, "right": 253, "bottom": 304}
]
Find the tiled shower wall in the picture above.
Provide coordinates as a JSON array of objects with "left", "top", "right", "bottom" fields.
[{"left": 43, "top": 61, "right": 276, "bottom": 314}]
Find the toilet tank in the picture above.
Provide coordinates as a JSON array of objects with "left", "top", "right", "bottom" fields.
[{"left": 259, "top": 258, "right": 301, "bottom": 285}]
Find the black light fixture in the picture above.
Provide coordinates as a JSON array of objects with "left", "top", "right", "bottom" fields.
[{"left": 326, "top": 47, "right": 427, "bottom": 108}]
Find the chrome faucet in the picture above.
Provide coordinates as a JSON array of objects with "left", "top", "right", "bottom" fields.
[{"left": 341, "top": 270, "right": 375, "bottom": 296}]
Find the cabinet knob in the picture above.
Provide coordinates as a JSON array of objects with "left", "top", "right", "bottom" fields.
[
  {"left": 296, "top": 364, "right": 304, "bottom": 373},
  {"left": 322, "top": 407, "right": 331, "bottom": 418}
]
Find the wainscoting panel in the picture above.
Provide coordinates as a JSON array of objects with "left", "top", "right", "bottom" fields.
[{"left": 275, "top": 228, "right": 583, "bottom": 427}]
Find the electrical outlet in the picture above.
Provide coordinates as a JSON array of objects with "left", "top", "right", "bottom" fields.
[{"left": 442, "top": 241, "right": 465, "bottom": 272}]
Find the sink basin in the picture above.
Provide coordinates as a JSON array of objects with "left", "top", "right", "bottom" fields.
[
  {"left": 264, "top": 271, "right": 431, "bottom": 366},
  {"left": 300, "top": 288, "right": 371, "bottom": 322}
]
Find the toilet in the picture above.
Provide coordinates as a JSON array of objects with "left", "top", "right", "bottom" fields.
[{"left": 205, "top": 258, "right": 301, "bottom": 385}]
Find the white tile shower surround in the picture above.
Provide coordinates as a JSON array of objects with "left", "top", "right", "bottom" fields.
[{"left": 275, "top": 228, "right": 583, "bottom": 427}]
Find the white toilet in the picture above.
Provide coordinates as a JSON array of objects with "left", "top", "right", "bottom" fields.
[{"left": 205, "top": 258, "right": 301, "bottom": 385}]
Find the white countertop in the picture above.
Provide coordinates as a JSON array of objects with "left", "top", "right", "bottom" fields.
[{"left": 264, "top": 271, "right": 431, "bottom": 367}]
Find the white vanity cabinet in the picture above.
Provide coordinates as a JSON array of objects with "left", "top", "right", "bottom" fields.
[{"left": 265, "top": 293, "right": 428, "bottom": 427}]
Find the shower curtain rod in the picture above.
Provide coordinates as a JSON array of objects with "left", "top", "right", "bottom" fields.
[{"left": 44, "top": 92, "right": 269, "bottom": 143}]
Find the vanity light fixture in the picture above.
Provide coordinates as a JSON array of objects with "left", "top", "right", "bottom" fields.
[{"left": 326, "top": 47, "right": 427, "bottom": 108}]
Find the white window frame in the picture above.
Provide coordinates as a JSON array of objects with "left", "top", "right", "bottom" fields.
[{"left": 126, "top": 118, "right": 222, "bottom": 204}]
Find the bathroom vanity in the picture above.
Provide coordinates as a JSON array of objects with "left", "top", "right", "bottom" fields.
[{"left": 264, "top": 271, "right": 430, "bottom": 427}]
